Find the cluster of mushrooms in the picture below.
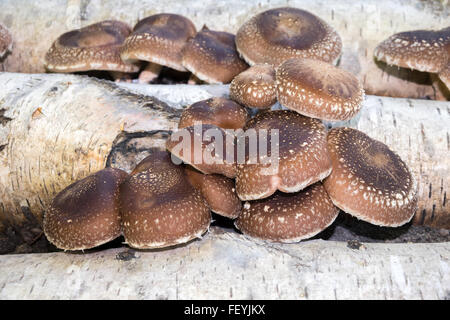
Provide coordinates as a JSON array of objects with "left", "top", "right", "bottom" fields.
[
  {"left": 42, "top": 7, "right": 421, "bottom": 251},
  {"left": 43, "top": 13, "right": 248, "bottom": 84},
  {"left": 40, "top": 8, "right": 450, "bottom": 90}
]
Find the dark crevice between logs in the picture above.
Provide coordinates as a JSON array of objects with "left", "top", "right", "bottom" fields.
[
  {"left": 76, "top": 66, "right": 191, "bottom": 85},
  {"left": 106, "top": 130, "right": 172, "bottom": 173}
]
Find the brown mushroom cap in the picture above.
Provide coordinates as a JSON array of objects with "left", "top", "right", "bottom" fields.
[
  {"left": 235, "top": 183, "right": 339, "bottom": 242},
  {"left": 120, "top": 14, "right": 196, "bottom": 72},
  {"left": 230, "top": 63, "right": 277, "bottom": 109},
  {"left": 374, "top": 27, "right": 450, "bottom": 73},
  {"left": 45, "top": 20, "right": 139, "bottom": 73},
  {"left": 235, "top": 7, "right": 342, "bottom": 67},
  {"left": 323, "top": 127, "right": 418, "bottom": 227},
  {"left": 167, "top": 123, "right": 237, "bottom": 178},
  {"left": 236, "top": 110, "right": 331, "bottom": 201},
  {"left": 120, "top": 149, "right": 211, "bottom": 249},
  {"left": 178, "top": 97, "right": 249, "bottom": 129},
  {"left": 43, "top": 168, "right": 128, "bottom": 250},
  {"left": 44, "top": 20, "right": 139, "bottom": 72},
  {"left": 185, "top": 165, "right": 242, "bottom": 219},
  {"left": 0, "top": 23, "right": 12, "bottom": 58},
  {"left": 276, "top": 58, "right": 364, "bottom": 121},
  {"left": 181, "top": 26, "right": 249, "bottom": 84}
]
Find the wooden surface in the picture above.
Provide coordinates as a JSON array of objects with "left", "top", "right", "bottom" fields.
[{"left": 0, "top": 227, "right": 449, "bottom": 299}]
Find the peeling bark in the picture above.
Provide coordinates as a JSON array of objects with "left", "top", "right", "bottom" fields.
[{"left": 0, "top": 0, "right": 449, "bottom": 99}]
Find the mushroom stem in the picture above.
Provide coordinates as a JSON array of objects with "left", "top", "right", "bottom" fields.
[
  {"left": 109, "top": 71, "right": 133, "bottom": 83},
  {"left": 187, "top": 73, "right": 203, "bottom": 85},
  {"left": 438, "top": 64, "right": 450, "bottom": 90},
  {"left": 138, "top": 63, "right": 162, "bottom": 83}
]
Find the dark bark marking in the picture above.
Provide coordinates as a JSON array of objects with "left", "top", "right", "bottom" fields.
[{"left": 0, "top": 109, "right": 12, "bottom": 125}]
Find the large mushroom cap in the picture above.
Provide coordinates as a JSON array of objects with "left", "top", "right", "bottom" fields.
[
  {"left": 181, "top": 26, "right": 249, "bottom": 84},
  {"left": 323, "top": 127, "right": 418, "bottom": 227},
  {"left": 43, "top": 168, "right": 128, "bottom": 251},
  {"left": 178, "top": 97, "right": 249, "bottom": 129},
  {"left": 120, "top": 13, "right": 196, "bottom": 72},
  {"left": 276, "top": 58, "right": 364, "bottom": 121},
  {"left": 166, "top": 123, "right": 237, "bottom": 178},
  {"left": 235, "top": 183, "right": 339, "bottom": 242},
  {"left": 230, "top": 63, "right": 277, "bottom": 109},
  {"left": 185, "top": 165, "right": 242, "bottom": 219},
  {"left": 0, "top": 23, "right": 12, "bottom": 58},
  {"left": 236, "top": 110, "right": 331, "bottom": 201},
  {"left": 374, "top": 27, "right": 450, "bottom": 73},
  {"left": 45, "top": 20, "right": 139, "bottom": 73},
  {"left": 236, "top": 7, "right": 342, "bottom": 67},
  {"left": 120, "top": 149, "right": 211, "bottom": 249}
]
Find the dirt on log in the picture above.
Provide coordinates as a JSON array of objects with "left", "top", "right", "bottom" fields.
[{"left": 0, "top": 0, "right": 449, "bottom": 100}]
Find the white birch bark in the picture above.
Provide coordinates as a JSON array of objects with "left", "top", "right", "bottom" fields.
[{"left": 0, "top": 227, "right": 448, "bottom": 299}]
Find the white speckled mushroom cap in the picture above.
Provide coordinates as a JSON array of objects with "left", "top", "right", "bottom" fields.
[
  {"left": 166, "top": 123, "right": 238, "bottom": 178},
  {"left": 323, "top": 127, "right": 418, "bottom": 227},
  {"left": 230, "top": 63, "right": 277, "bottom": 109},
  {"left": 178, "top": 97, "right": 249, "bottom": 130},
  {"left": 45, "top": 20, "right": 140, "bottom": 73},
  {"left": 374, "top": 27, "right": 450, "bottom": 73},
  {"left": 235, "top": 110, "right": 332, "bottom": 201},
  {"left": 0, "top": 23, "right": 12, "bottom": 58},
  {"left": 184, "top": 165, "right": 242, "bottom": 219},
  {"left": 235, "top": 183, "right": 339, "bottom": 243},
  {"left": 120, "top": 13, "right": 197, "bottom": 72},
  {"left": 120, "top": 149, "right": 211, "bottom": 249},
  {"left": 43, "top": 168, "right": 128, "bottom": 251},
  {"left": 181, "top": 26, "right": 249, "bottom": 84},
  {"left": 276, "top": 58, "right": 364, "bottom": 121},
  {"left": 235, "top": 7, "right": 342, "bottom": 67}
]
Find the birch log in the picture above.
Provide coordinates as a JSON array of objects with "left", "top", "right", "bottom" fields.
[
  {"left": 0, "top": 227, "right": 449, "bottom": 299},
  {"left": 0, "top": 72, "right": 449, "bottom": 236},
  {"left": 0, "top": 0, "right": 449, "bottom": 100}
]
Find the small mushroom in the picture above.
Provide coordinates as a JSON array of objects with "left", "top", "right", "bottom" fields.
[
  {"left": 120, "top": 149, "right": 211, "bottom": 249},
  {"left": 185, "top": 165, "right": 242, "bottom": 219},
  {"left": 178, "top": 97, "right": 249, "bottom": 130},
  {"left": 0, "top": 23, "right": 12, "bottom": 59},
  {"left": 236, "top": 110, "right": 331, "bottom": 201},
  {"left": 166, "top": 123, "right": 237, "bottom": 178},
  {"left": 323, "top": 127, "right": 418, "bottom": 227},
  {"left": 43, "top": 168, "right": 128, "bottom": 251},
  {"left": 230, "top": 64, "right": 277, "bottom": 109},
  {"left": 44, "top": 20, "right": 139, "bottom": 77},
  {"left": 374, "top": 27, "right": 450, "bottom": 89},
  {"left": 120, "top": 13, "right": 197, "bottom": 83},
  {"left": 181, "top": 26, "right": 249, "bottom": 84},
  {"left": 276, "top": 58, "right": 364, "bottom": 121},
  {"left": 235, "top": 183, "right": 339, "bottom": 242},
  {"left": 235, "top": 7, "right": 342, "bottom": 67}
]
